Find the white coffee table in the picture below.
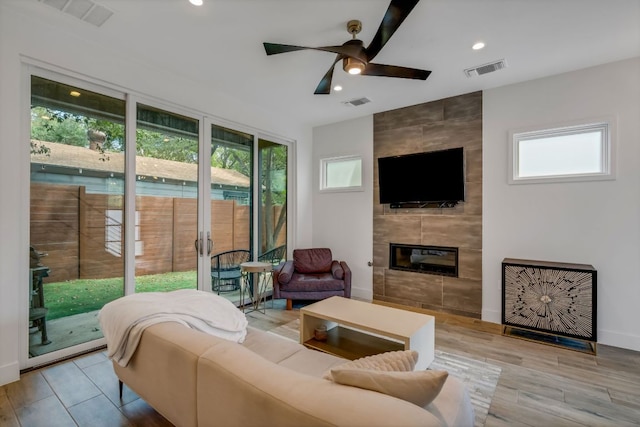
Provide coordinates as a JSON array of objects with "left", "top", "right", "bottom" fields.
[{"left": 300, "top": 296, "right": 435, "bottom": 370}]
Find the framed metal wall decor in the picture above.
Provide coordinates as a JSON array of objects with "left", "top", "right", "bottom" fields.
[{"left": 502, "top": 258, "right": 597, "bottom": 353}]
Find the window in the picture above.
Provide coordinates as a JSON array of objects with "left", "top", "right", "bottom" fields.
[
  {"left": 105, "top": 210, "right": 143, "bottom": 256},
  {"left": 509, "top": 119, "right": 615, "bottom": 184},
  {"left": 320, "top": 155, "right": 362, "bottom": 192}
]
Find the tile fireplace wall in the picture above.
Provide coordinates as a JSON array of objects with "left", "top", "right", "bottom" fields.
[{"left": 372, "top": 91, "right": 482, "bottom": 318}]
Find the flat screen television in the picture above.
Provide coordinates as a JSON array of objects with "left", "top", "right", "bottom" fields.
[{"left": 378, "top": 147, "right": 465, "bottom": 207}]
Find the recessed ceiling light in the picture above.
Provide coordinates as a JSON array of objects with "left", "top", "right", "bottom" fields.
[
  {"left": 189, "top": 0, "right": 203, "bottom": 5},
  {"left": 69, "top": 91, "right": 81, "bottom": 97},
  {"left": 472, "top": 42, "right": 485, "bottom": 50},
  {"left": 334, "top": 85, "right": 343, "bottom": 91}
]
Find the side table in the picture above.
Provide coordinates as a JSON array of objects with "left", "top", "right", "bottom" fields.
[{"left": 240, "top": 261, "right": 273, "bottom": 314}]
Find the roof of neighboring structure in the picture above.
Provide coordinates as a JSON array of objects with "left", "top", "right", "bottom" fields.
[{"left": 30, "top": 141, "right": 250, "bottom": 188}]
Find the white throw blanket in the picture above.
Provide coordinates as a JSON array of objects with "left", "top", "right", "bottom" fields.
[{"left": 98, "top": 289, "right": 248, "bottom": 367}]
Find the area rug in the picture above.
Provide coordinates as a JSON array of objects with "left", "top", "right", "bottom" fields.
[{"left": 268, "top": 319, "right": 501, "bottom": 427}]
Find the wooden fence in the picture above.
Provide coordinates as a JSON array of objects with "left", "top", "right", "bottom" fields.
[{"left": 30, "top": 182, "right": 283, "bottom": 282}]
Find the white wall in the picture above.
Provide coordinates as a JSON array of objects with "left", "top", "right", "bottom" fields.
[
  {"left": 312, "top": 116, "right": 374, "bottom": 300},
  {"left": 483, "top": 57, "right": 640, "bottom": 351},
  {"left": 0, "top": 4, "right": 313, "bottom": 385}
]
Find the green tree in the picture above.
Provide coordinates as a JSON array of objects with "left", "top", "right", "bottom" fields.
[{"left": 31, "top": 107, "right": 88, "bottom": 147}]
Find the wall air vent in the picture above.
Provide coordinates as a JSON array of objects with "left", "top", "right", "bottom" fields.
[
  {"left": 39, "top": 0, "right": 113, "bottom": 27},
  {"left": 464, "top": 59, "right": 508, "bottom": 78},
  {"left": 343, "top": 97, "right": 372, "bottom": 107}
]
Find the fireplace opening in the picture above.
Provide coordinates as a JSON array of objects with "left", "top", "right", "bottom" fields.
[{"left": 389, "top": 243, "right": 458, "bottom": 277}]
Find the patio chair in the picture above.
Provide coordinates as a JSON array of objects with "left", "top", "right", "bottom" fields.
[
  {"left": 258, "top": 245, "right": 286, "bottom": 266},
  {"left": 211, "top": 249, "right": 251, "bottom": 294},
  {"left": 30, "top": 266, "right": 51, "bottom": 345}
]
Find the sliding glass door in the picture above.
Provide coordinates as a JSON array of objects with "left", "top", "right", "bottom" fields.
[
  {"left": 29, "top": 75, "right": 126, "bottom": 358},
  {"left": 25, "top": 70, "right": 291, "bottom": 368},
  {"left": 134, "top": 104, "right": 201, "bottom": 293},
  {"left": 258, "top": 138, "right": 287, "bottom": 263}
]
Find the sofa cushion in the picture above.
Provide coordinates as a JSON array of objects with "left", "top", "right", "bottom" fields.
[
  {"left": 329, "top": 368, "right": 449, "bottom": 407},
  {"left": 293, "top": 248, "right": 333, "bottom": 273},
  {"left": 279, "top": 273, "right": 345, "bottom": 292},
  {"left": 277, "top": 346, "right": 346, "bottom": 377},
  {"left": 323, "top": 350, "right": 418, "bottom": 379},
  {"left": 241, "top": 327, "right": 302, "bottom": 363}
]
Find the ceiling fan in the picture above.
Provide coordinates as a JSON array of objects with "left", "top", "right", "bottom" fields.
[{"left": 263, "top": 0, "right": 431, "bottom": 95}]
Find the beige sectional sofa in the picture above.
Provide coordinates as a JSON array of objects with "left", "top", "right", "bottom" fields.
[{"left": 113, "top": 322, "right": 474, "bottom": 427}]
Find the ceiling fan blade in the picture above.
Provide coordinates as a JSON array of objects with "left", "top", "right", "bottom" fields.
[
  {"left": 365, "top": 0, "right": 421, "bottom": 61},
  {"left": 362, "top": 63, "right": 431, "bottom": 80},
  {"left": 314, "top": 55, "right": 343, "bottom": 95},
  {"left": 264, "top": 42, "right": 365, "bottom": 61},
  {"left": 263, "top": 43, "right": 309, "bottom": 55}
]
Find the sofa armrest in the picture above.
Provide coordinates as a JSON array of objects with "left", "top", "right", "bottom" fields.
[
  {"left": 340, "top": 261, "right": 352, "bottom": 298},
  {"left": 331, "top": 260, "right": 344, "bottom": 279},
  {"left": 274, "top": 260, "right": 294, "bottom": 286}
]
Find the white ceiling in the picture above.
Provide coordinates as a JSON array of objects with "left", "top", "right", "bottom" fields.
[{"left": 8, "top": 0, "right": 640, "bottom": 127}]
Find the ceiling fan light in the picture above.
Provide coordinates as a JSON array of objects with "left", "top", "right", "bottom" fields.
[{"left": 343, "top": 57, "right": 365, "bottom": 75}]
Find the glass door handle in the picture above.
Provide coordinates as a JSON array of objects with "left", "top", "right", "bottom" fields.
[
  {"left": 207, "top": 232, "right": 213, "bottom": 256},
  {"left": 195, "top": 232, "right": 204, "bottom": 256}
]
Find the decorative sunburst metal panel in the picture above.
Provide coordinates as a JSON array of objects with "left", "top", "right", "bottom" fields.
[{"left": 502, "top": 258, "right": 596, "bottom": 341}]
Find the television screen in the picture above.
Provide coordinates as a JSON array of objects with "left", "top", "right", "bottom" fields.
[{"left": 378, "top": 147, "right": 465, "bottom": 205}]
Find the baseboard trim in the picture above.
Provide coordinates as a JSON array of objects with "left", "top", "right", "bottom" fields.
[
  {"left": 598, "top": 329, "right": 640, "bottom": 352},
  {"left": 0, "top": 361, "right": 20, "bottom": 387},
  {"left": 351, "top": 287, "right": 372, "bottom": 302},
  {"left": 482, "top": 308, "right": 501, "bottom": 324}
]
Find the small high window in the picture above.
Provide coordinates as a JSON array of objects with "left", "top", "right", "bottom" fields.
[
  {"left": 509, "top": 119, "right": 615, "bottom": 184},
  {"left": 320, "top": 155, "right": 363, "bottom": 192}
]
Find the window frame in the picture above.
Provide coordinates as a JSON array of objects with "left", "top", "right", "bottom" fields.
[
  {"left": 508, "top": 118, "right": 616, "bottom": 185},
  {"left": 319, "top": 155, "right": 363, "bottom": 193}
]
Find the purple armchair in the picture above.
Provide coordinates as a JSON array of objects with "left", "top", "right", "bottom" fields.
[{"left": 273, "top": 248, "right": 351, "bottom": 310}]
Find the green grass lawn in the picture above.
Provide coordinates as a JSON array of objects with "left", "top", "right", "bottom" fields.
[{"left": 43, "top": 271, "right": 197, "bottom": 320}]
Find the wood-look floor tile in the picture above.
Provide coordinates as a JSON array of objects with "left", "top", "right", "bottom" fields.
[
  {"left": 490, "top": 383, "right": 519, "bottom": 404},
  {"left": 6, "top": 371, "right": 53, "bottom": 409},
  {"left": 41, "top": 360, "right": 102, "bottom": 408},
  {"left": 0, "top": 390, "right": 20, "bottom": 427},
  {"left": 609, "top": 389, "right": 640, "bottom": 411},
  {"left": 489, "top": 395, "right": 583, "bottom": 427},
  {"left": 497, "top": 367, "right": 565, "bottom": 401},
  {"left": 15, "top": 394, "right": 76, "bottom": 427},
  {"left": 68, "top": 394, "right": 132, "bottom": 427},
  {"left": 120, "top": 398, "right": 173, "bottom": 427},
  {"left": 517, "top": 390, "right": 625, "bottom": 426}
]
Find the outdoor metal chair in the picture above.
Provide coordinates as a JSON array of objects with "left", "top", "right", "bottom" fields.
[
  {"left": 211, "top": 249, "right": 251, "bottom": 294},
  {"left": 258, "top": 245, "right": 286, "bottom": 266},
  {"left": 30, "top": 266, "right": 51, "bottom": 345}
]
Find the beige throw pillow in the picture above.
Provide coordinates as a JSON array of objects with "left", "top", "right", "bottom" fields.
[
  {"left": 330, "top": 369, "right": 449, "bottom": 407},
  {"left": 322, "top": 350, "right": 418, "bottom": 380}
]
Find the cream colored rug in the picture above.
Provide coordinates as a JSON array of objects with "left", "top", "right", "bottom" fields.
[{"left": 269, "top": 318, "right": 501, "bottom": 427}]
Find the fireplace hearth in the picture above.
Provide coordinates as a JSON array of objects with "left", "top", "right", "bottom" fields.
[{"left": 389, "top": 243, "right": 458, "bottom": 277}]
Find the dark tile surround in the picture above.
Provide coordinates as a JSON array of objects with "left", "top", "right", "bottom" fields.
[{"left": 373, "top": 91, "right": 483, "bottom": 318}]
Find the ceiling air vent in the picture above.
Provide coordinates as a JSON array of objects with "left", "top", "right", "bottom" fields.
[
  {"left": 39, "top": 0, "right": 113, "bottom": 27},
  {"left": 343, "top": 97, "right": 372, "bottom": 107},
  {"left": 464, "top": 59, "right": 508, "bottom": 78}
]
